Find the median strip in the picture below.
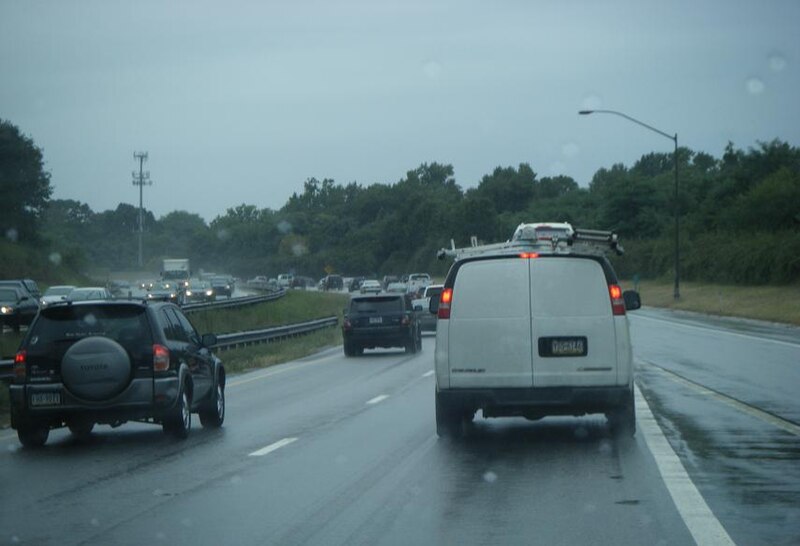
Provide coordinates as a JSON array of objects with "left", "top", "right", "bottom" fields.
[{"left": 249, "top": 437, "right": 298, "bottom": 457}]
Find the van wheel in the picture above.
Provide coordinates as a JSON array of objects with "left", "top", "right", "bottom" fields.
[
  {"left": 436, "top": 392, "right": 461, "bottom": 438},
  {"left": 18, "top": 423, "right": 49, "bottom": 448},
  {"left": 607, "top": 389, "right": 636, "bottom": 438}
]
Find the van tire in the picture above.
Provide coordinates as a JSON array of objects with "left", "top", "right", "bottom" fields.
[
  {"left": 435, "top": 392, "right": 461, "bottom": 438},
  {"left": 607, "top": 388, "right": 636, "bottom": 438}
]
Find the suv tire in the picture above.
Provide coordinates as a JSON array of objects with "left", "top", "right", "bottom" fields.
[
  {"left": 406, "top": 333, "right": 418, "bottom": 354},
  {"left": 163, "top": 383, "right": 192, "bottom": 439},
  {"left": 343, "top": 340, "right": 355, "bottom": 357},
  {"left": 199, "top": 378, "right": 225, "bottom": 428},
  {"left": 17, "top": 423, "right": 49, "bottom": 448},
  {"left": 435, "top": 391, "right": 462, "bottom": 438},
  {"left": 607, "top": 388, "right": 636, "bottom": 438}
]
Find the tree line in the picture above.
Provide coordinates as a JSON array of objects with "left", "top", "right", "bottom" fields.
[{"left": 2, "top": 118, "right": 799, "bottom": 284}]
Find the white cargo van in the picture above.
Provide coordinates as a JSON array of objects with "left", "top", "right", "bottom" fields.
[{"left": 431, "top": 224, "right": 641, "bottom": 437}]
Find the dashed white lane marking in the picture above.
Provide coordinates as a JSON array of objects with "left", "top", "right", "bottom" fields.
[
  {"left": 228, "top": 358, "right": 329, "bottom": 388},
  {"left": 632, "top": 314, "right": 800, "bottom": 349},
  {"left": 366, "top": 394, "right": 389, "bottom": 405},
  {"left": 636, "top": 384, "right": 736, "bottom": 546},
  {"left": 422, "top": 370, "right": 434, "bottom": 378},
  {"left": 249, "top": 437, "right": 298, "bottom": 457}
]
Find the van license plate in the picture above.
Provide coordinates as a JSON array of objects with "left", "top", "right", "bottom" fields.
[
  {"left": 369, "top": 317, "right": 383, "bottom": 324},
  {"left": 538, "top": 337, "right": 588, "bottom": 357},
  {"left": 31, "top": 392, "right": 61, "bottom": 407}
]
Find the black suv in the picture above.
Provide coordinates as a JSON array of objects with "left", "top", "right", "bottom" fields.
[
  {"left": 9, "top": 300, "right": 225, "bottom": 447},
  {"left": 0, "top": 285, "right": 40, "bottom": 332},
  {"left": 342, "top": 294, "right": 423, "bottom": 356}
]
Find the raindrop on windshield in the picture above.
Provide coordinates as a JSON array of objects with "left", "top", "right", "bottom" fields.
[
  {"left": 562, "top": 142, "right": 580, "bottom": 158},
  {"left": 580, "top": 94, "right": 603, "bottom": 111},
  {"left": 745, "top": 77, "right": 765, "bottom": 95},
  {"left": 423, "top": 60, "right": 442, "bottom": 80},
  {"left": 291, "top": 242, "right": 308, "bottom": 257},
  {"left": 483, "top": 471, "right": 498, "bottom": 483},
  {"left": 90, "top": 518, "right": 100, "bottom": 527},
  {"left": 216, "top": 228, "right": 230, "bottom": 242},
  {"left": 5, "top": 228, "right": 19, "bottom": 243},
  {"left": 549, "top": 161, "right": 566, "bottom": 175},
  {"left": 49, "top": 252, "right": 62, "bottom": 266},
  {"left": 768, "top": 54, "right": 786, "bottom": 72},
  {"left": 11, "top": 536, "right": 21, "bottom": 544},
  {"left": 277, "top": 220, "right": 293, "bottom": 234},
  {"left": 230, "top": 475, "right": 242, "bottom": 485},
  {"left": 83, "top": 313, "right": 98, "bottom": 327}
]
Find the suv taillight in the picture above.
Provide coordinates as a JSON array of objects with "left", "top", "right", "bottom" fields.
[
  {"left": 153, "top": 344, "right": 170, "bottom": 372},
  {"left": 438, "top": 288, "right": 453, "bottom": 319},
  {"left": 343, "top": 318, "right": 352, "bottom": 330},
  {"left": 401, "top": 315, "right": 410, "bottom": 326},
  {"left": 609, "top": 284, "right": 626, "bottom": 316},
  {"left": 13, "top": 350, "right": 26, "bottom": 380}
]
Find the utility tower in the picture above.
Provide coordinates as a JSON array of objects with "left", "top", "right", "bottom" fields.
[{"left": 132, "top": 152, "right": 152, "bottom": 268}]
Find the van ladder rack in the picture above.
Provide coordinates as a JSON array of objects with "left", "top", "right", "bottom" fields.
[{"left": 437, "top": 222, "right": 624, "bottom": 260}]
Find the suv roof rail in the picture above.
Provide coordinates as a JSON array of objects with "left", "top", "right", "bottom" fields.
[{"left": 437, "top": 222, "right": 624, "bottom": 261}]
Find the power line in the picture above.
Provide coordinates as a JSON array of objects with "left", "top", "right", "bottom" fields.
[{"left": 132, "top": 151, "right": 152, "bottom": 268}]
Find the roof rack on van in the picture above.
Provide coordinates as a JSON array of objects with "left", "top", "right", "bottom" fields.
[{"left": 436, "top": 222, "right": 624, "bottom": 261}]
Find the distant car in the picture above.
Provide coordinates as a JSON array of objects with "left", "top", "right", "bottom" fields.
[
  {"left": 360, "top": 280, "right": 382, "bottom": 294},
  {"left": 386, "top": 282, "right": 408, "bottom": 294},
  {"left": 40, "top": 285, "right": 77, "bottom": 307},
  {"left": 342, "top": 294, "right": 422, "bottom": 356},
  {"left": 68, "top": 287, "right": 112, "bottom": 301},
  {"left": 277, "top": 274, "right": 294, "bottom": 289},
  {"left": 210, "top": 276, "right": 233, "bottom": 298},
  {"left": 406, "top": 273, "right": 431, "bottom": 295},
  {"left": 381, "top": 275, "right": 400, "bottom": 290},
  {"left": 0, "top": 286, "right": 39, "bottom": 332},
  {"left": 348, "top": 277, "right": 365, "bottom": 292},
  {"left": 184, "top": 281, "right": 216, "bottom": 303},
  {"left": 8, "top": 300, "right": 225, "bottom": 447},
  {"left": 320, "top": 275, "right": 344, "bottom": 291},
  {"left": 0, "top": 279, "right": 42, "bottom": 301},
  {"left": 146, "top": 282, "right": 180, "bottom": 304},
  {"left": 107, "top": 280, "right": 132, "bottom": 298},
  {"left": 413, "top": 284, "right": 443, "bottom": 332}
]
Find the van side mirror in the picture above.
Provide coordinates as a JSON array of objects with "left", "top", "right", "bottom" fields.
[
  {"left": 623, "top": 290, "right": 641, "bottom": 311},
  {"left": 429, "top": 297, "right": 439, "bottom": 314},
  {"left": 201, "top": 333, "right": 218, "bottom": 347}
]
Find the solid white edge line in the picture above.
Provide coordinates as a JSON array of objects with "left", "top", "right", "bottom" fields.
[
  {"left": 249, "top": 437, "right": 298, "bottom": 457},
  {"left": 635, "top": 384, "right": 736, "bottom": 546},
  {"left": 366, "top": 394, "right": 390, "bottom": 405},
  {"left": 422, "top": 370, "right": 434, "bottom": 378},
  {"left": 632, "top": 314, "right": 800, "bottom": 349}
]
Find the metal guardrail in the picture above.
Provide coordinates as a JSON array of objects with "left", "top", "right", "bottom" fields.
[
  {"left": 212, "top": 316, "right": 339, "bottom": 351},
  {"left": 181, "top": 289, "right": 286, "bottom": 313}
]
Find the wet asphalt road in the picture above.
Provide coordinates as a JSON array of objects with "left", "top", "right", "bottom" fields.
[{"left": 1, "top": 309, "right": 798, "bottom": 545}]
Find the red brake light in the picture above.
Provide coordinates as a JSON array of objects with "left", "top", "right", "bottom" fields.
[
  {"left": 343, "top": 318, "right": 352, "bottom": 330},
  {"left": 519, "top": 252, "right": 539, "bottom": 259},
  {"left": 153, "top": 344, "right": 170, "bottom": 372},
  {"left": 13, "top": 350, "right": 26, "bottom": 380},
  {"left": 438, "top": 288, "right": 453, "bottom": 319},
  {"left": 609, "top": 284, "right": 626, "bottom": 316}
]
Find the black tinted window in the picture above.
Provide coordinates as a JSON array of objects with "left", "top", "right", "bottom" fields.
[
  {"left": 0, "top": 289, "right": 18, "bottom": 300},
  {"left": 350, "top": 297, "right": 403, "bottom": 314},
  {"left": 173, "top": 310, "right": 199, "bottom": 343},
  {"left": 163, "top": 308, "right": 189, "bottom": 342}
]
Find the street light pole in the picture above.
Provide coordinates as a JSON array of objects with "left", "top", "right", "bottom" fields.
[{"left": 579, "top": 109, "right": 680, "bottom": 300}]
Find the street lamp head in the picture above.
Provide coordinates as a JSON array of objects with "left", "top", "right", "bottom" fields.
[{"left": 578, "top": 110, "right": 594, "bottom": 115}]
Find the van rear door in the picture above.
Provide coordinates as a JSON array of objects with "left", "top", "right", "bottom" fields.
[
  {"left": 529, "top": 257, "right": 617, "bottom": 387},
  {"left": 448, "top": 258, "right": 532, "bottom": 388}
]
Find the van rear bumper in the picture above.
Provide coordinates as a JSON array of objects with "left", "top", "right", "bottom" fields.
[{"left": 438, "top": 386, "right": 631, "bottom": 418}]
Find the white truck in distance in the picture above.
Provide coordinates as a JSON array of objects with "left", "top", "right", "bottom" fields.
[{"left": 161, "top": 259, "right": 191, "bottom": 286}]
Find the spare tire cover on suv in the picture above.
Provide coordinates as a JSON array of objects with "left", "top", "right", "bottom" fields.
[{"left": 61, "top": 336, "right": 132, "bottom": 401}]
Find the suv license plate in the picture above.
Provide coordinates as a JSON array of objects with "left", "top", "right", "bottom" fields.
[
  {"left": 31, "top": 392, "right": 61, "bottom": 407},
  {"left": 369, "top": 317, "right": 383, "bottom": 324}
]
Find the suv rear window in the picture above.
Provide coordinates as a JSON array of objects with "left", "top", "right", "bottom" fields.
[
  {"left": 29, "top": 305, "right": 152, "bottom": 350},
  {"left": 350, "top": 297, "right": 403, "bottom": 314}
]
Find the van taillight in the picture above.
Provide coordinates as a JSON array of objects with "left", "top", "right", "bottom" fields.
[
  {"left": 153, "top": 344, "right": 170, "bottom": 372},
  {"left": 438, "top": 288, "right": 453, "bottom": 319},
  {"left": 609, "top": 284, "right": 626, "bottom": 316},
  {"left": 13, "top": 350, "right": 26, "bottom": 380}
]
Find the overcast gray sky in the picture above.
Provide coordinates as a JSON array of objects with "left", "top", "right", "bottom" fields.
[{"left": 2, "top": 0, "right": 798, "bottom": 221}]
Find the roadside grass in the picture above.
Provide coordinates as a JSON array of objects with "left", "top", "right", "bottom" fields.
[
  {"left": 219, "top": 327, "right": 342, "bottom": 374},
  {"left": 623, "top": 279, "right": 800, "bottom": 326},
  {"left": 189, "top": 290, "right": 348, "bottom": 335}
]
